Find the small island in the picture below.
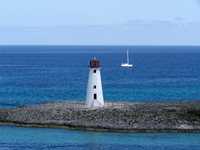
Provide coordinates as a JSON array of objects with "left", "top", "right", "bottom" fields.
[{"left": 0, "top": 102, "right": 200, "bottom": 132}]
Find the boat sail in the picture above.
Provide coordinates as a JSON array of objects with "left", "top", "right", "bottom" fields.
[{"left": 120, "top": 50, "right": 133, "bottom": 68}]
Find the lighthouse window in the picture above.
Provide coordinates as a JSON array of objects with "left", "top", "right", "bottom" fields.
[
  {"left": 94, "top": 93, "right": 97, "bottom": 100},
  {"left": 93, "top": 85, "right": 96, "bottom": 89},
  {"left": 93, "top": 69, "right": 96, "bottom": 73}
]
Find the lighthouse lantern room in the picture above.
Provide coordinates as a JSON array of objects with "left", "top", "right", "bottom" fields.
[{"left": 86, "top": 57, "right": 104, "bottom": 108}]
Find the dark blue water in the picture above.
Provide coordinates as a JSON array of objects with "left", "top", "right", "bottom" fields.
[
  {"left": 0, "top": 46, "right": 200, "bottom": 107},
  {"left": 0, "top": 46, "right": 200, "bottom": 150}
]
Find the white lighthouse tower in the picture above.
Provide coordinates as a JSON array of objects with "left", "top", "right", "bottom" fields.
[{"left": 86, "top": 57, "right": 104, "bottom": 108}]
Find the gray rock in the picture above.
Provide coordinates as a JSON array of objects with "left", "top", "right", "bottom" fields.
[{"left": 0, "top": 102, "right": 200, "bottom": 132}]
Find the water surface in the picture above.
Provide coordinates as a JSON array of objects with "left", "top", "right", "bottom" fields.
[
  {"left": 0, "top": 47, "right": 200, "bottom": 108},
  {"left": 0, "top": 126, "right": 200, "bottom": 150}
]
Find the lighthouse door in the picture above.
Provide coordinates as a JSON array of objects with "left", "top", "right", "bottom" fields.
[{"left": 93, "top": 93, "right": 97, "bottom": 100}]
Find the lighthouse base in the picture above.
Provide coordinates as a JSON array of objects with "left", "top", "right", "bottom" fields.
[{"left": 86, "top": 100, "right": 104, "bottom": 108}]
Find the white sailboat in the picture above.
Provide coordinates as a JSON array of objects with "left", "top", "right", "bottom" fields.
[{"left": 121, "top": 50, "right": 133, "bottom": 68}]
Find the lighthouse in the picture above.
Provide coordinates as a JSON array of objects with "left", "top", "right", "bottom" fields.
[{"left": 86, "top": 57, "right": 104, "bottom": 108}]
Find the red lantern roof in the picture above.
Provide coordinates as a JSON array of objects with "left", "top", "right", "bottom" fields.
[{"left": 89, "top": 57, "right": 100, "bottom": 68}]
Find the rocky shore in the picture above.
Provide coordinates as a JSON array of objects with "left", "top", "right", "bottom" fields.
[{"left": 0, "top": 102, "right": 200, "bottom": 132}]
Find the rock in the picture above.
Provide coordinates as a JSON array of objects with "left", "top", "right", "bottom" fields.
[{"left": 0, "top": 102, "right": 200, "bottom": 132}]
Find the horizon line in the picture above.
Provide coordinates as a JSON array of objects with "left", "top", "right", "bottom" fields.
[{"left": 0, "top": 44, "right": 200, "bottom": 47}]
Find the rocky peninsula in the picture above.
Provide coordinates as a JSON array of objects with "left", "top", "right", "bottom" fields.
[{"left": 0, "top": 102, "right": 200, "bottom": 132}]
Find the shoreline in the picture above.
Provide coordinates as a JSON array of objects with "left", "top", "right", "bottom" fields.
[
  {"left": 0, "top": 102, "right": 200, "bottom": 133},
  {"left": 1, "top": 122, "right": 200, "bottom": 133}
]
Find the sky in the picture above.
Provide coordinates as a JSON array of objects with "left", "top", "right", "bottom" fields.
[{"left": 0, "top": 0, "right": 200, "bottom": 45}]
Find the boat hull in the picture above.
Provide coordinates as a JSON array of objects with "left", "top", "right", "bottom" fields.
[{"left": 120, "top": 63, "right": 133, "bottom": 68}]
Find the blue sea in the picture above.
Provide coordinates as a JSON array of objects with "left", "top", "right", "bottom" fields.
[
  {"left": 1, "top": 126, "right": 200, "bottom": 150},
  {"left": 0, "top": 46, "right": 200, "bottom": 149}
]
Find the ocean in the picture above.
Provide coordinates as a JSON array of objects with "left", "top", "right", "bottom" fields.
[
  {"left": 0, "top": 46, "right": 200, "bottom": 149},
  {"left": 0, "top": 46, "right": 200, "bottom": 107},
  {"left": 0, "top": 126, "right": 200, "bottom": 150}
]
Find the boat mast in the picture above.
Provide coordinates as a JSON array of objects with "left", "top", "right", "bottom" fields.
[{"left": 127, "top": 50, "right": 129, "bottom": 64}]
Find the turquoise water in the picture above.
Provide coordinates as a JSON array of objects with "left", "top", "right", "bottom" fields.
[{"left": 0, "top": 126, "right": 200, "bottom": 150}]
